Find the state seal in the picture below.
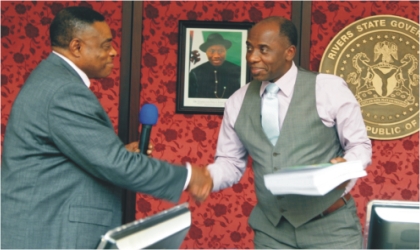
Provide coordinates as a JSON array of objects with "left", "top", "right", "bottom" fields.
[{"left": 320, "top": 15, "right": 419, "bottom": 140}]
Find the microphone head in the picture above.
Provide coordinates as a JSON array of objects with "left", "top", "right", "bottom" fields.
[{"left": 139, "top": 104, "right": 159, "bottom": 125}]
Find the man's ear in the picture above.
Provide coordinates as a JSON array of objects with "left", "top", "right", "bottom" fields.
[
  {"left": 68, "top": 38, "right": 82, "bottom": 57},
  {"left": 286, "top": 45, "right": 296, "bottom": 61}
]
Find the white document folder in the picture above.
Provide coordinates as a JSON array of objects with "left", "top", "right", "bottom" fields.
[
  {"left": 97, "top": 203, "right": 191, "bottom": 249},
  {"left": 264, "top": 160, "right": 367, "bottom": 196}
]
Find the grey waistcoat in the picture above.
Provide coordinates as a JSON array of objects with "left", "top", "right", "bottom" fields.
[{"left": 234, "top": 68, "right": 344, "bottom": 228}]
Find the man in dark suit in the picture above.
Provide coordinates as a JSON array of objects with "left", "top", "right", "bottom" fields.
[
  {"left": 1, "top": 7, "right": 212, "bottom": 249},
  {"left": 189, "top": 33, "right": 241, "bottom": 99}
]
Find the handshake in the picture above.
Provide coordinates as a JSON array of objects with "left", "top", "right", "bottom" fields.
[
  {"left": 125, "top": 142, "right": 213, "bottom": 202},
  {"left": 187, "top": 165, "right": 213, "bottom": 202}
]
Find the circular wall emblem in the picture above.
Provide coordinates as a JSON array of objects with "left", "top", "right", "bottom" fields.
[{"left": 320, "top": 15, "right": 419, "bottom": 140}]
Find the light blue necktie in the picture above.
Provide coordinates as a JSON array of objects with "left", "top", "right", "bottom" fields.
[{"left": 262, "top": 83, "right": 280, "bottom": 146}]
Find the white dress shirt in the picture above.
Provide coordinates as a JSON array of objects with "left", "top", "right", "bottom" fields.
[
  {"left": 208, "top": 62, "right": 372, "bottom": 195},
  {"left": 53, "top": 51, "right": 91, "bottom": 88}
]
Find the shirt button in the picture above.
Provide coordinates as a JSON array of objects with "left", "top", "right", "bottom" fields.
[
  {"left": 280, "top": 208, "right": 287, "bottom": 213},
  {"left": 274, "top": 167, "right": 278, "bottom": 171},
  {"left": 273, "top": 152, "right": 280, "bottom": 156}
]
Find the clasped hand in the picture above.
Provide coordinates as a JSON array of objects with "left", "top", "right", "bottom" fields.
[
  {"left": 125, "top": 142, "right": 212, "bottom": 202},
  {"left": 187, "top": 165, "right": 213, "bottom": 202}
]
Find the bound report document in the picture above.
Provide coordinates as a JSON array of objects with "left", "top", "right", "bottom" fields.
[{"left": 264, "top": 160, "right": 367, "bottom": 196}]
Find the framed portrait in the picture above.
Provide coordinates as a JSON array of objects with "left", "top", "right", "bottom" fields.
[{"left": 176, "top": 20, "right": 254, "bottom": 114}]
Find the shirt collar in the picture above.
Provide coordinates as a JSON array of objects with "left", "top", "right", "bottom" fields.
[
  {"left": 260, "top": 61, "right": 298, "bottom": 97},
  {"left": 52, "top": 51, "right": 91, "bottom": 88}
]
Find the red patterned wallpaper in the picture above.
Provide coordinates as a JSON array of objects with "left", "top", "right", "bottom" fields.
[
  {"left": 1, "top": 1, "right": 122, "bottom": 141},
  {"left": 137, "top": 2, "right": 292, "bottom": 248},
  {"left": 1, "top": 1, "right": 418, "bottom": 249}
]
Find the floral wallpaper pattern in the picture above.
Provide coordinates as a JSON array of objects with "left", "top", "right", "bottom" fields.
[
  {"left": 1, "top": 1, "right": 418, "bottom": 249},
  {"left": 137, "top": 1, "right": 291, "bottom": 248},
  {"left": 1, "top": 1, "right": 122, "bottom": 139}
]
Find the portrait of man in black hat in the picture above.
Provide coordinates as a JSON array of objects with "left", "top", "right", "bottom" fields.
[{"left": 188, "top": 33, "right": 241, "bottom": 99}]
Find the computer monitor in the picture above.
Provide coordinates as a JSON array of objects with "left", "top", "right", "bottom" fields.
[
  {"left": 97, "top": 203, "right": 191, "bottom": 249},
  {"left": 364, "top": 200, "right": 419, "bottom": 249}
]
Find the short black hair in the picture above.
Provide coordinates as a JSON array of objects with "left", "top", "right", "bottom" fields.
[
  {"left": 279, "top": 18, "right": 298, "bottom": 47},
  {"left": 50, "top": 6, "right": 105, "bottom": 48},
  {"left": 261, "top": 16, "right": 298, "bottom": 47}
]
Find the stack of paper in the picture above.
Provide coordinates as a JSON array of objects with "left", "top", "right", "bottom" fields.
[{"left": 264, "top": 160, "right": 367, "bottom": 196}]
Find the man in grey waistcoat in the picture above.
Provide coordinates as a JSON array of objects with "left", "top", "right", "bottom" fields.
[
  {"left": 205, "top": 16, "right": 372, "bottom": 248},
  {"left": 1, "top": 6, "right": 212, "bottom": 249}
]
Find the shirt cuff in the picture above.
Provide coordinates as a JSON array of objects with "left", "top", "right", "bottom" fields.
[{"left": 183, "top": 162, "right": 192, "bottom": 190}]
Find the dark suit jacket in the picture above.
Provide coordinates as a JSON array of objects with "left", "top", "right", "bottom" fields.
[
  {"left": 1, "top": 53, "right": 187, "bottom": 249},
  {"left": 189, "top": 61, "right": 241, "bottom": 98}
]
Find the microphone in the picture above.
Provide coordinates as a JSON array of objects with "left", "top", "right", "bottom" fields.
[{"left": 138, "top": 104, "right": 158, "bottom": 155}]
